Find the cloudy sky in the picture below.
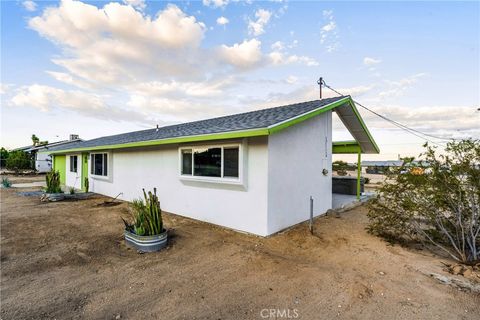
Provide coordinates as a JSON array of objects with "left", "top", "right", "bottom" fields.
[{"left": 1, "top": 0, "right": 479, "bottom": 161}]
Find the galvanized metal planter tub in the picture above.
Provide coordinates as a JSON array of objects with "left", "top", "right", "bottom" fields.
[{"left": 124, "top": 229, "right": 168, "bottom": 252}]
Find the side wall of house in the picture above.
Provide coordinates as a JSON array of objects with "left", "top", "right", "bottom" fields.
[
  {"left": 81, "top": 137, "right": 270, "bottom": 236},
  {"left": 267, "top": 111, "right": 332, "bottom": 235},
  {"left": 36, "top": 152, "right": 52, "bottom": 173}
]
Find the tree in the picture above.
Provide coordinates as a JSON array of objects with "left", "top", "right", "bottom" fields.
[
  {"left": 333, "top": 160, "right": 349, "bottom": 176},
  {"left": 31, "top": 134, "right": 39, "bottom": 146},
  {"left": 0, "top": 147, "right": 9, "bottom": 168},
  {"left": 367, "top": 139, "right": 480, "bottom": 264},
  {"left": 5, "top": 151, "right": 33, "bottom": 173}
]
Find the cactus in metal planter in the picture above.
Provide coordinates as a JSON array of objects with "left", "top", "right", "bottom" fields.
[
  {"left": 127, "top": 188, "right": 163, "bottom": 236},
  {"left": 45, "top": 171, "right": 62, "bottom": 194}
]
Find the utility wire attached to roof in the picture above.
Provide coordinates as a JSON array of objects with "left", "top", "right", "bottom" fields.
[{"left": 318, "top": 78, "right": 452, "bottom": 147}]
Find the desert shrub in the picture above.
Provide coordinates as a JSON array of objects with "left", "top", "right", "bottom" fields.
[
  {"left": 0, "top": 148, "right": 9, "bottom": 168},
  {"left": 6, "top": 151, "right": 33, "bottom": 173},
  {"left": 123, "top": 188, "right": 163, "bottom": 236},
  {"left": 367, "top": 139, "right": 480, "bottom": 264},
  {"left": 364, "top": 177, "right": 371, "bottom": 184},
  {"left": 45, "top": 171, "right": 62, "bottom": 194},
  {"left": 1, "top": 177, "right": 12, "bottom": 188}
]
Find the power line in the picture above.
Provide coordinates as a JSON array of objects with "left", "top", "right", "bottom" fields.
[{"left": 319, "top": 79, "right": 451, "bottom": 147}]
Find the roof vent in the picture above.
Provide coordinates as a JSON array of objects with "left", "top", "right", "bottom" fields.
[
  {"left": 69, "top": 134, "right": 79, "bottom": 141},
  {"left": 156, "top": 124, "right": 159, "bottom": 132}
]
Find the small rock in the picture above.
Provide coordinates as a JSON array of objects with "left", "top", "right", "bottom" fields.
[
  {"left": 379, "top": 271, "right": 385, "bottom": 275},
  {"left": 452, "top": 265, "right": 463, "bottom": 275},
  {"left": 115, "top": 315, "right": 121, "bottom": 320},
  {"left": 462, "top": 268, "right": 473, "bottom": 278}
]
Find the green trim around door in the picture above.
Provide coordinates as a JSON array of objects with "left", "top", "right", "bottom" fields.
[
  {"left": 53, "top": 155, "right": 66, "bottom": 185},
  {"left": 81, "top": 153, "right": 88, "bottom": 190}
]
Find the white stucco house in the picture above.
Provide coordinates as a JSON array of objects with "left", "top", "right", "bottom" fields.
[
  {"left": 13, "top": 135, "right": 83, "bottom": 173},
  {"left": 49, "top": 96, "right": 379, "bottom": 236}
]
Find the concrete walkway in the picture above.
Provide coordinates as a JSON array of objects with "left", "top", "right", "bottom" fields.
[{"left": 12, "top": 181, "right": 46, "bottom": 188}]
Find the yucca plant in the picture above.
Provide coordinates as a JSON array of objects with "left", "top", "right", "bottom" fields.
[
  {"left": 124, "top": 188, "right": 163, "bottom": 236},
  {"left": 1, "top": 177, "right": 12, "bottom": 188},
  {"left": 45, "top": 171, "right": 62, "bottom": 194}
]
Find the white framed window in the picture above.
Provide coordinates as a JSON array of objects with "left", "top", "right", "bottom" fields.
[
  {"left": 69, "top": 155, "right": 78, "bottom": 173},
  {"left": 90, "top": 153, "right": 108, "bottom": 177},
  {"left": 179, "top": 143, "right": 243, "bottom": 184}
]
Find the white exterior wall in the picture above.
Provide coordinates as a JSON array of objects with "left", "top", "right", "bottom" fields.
[
  {"left": 84, "top": 137, "right": 270, "bottom": 236},
  {"left": 62, "top": 113, "right": 333, "bottom": 236},
  {"left": 66, "top": 154, "right": 82, "bottom": 189},
  {"left": 35, "top": 152, "right": 52, "bottom": 173},
  {"left": 267, "top": 111, "right": 332, "bottom": 235}
]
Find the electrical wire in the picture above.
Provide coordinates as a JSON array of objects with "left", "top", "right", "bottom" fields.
[{"left": 320, "top": 79, "right": 451, "bottom": 147}]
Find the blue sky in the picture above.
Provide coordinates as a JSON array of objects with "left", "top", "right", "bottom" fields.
[{"left": 1, "top": 0, "right": 479, "bottom": 161}]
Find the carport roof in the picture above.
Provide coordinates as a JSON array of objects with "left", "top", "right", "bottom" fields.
[{"left": 48, "top": 95, "right": 379, "bottom": 154}]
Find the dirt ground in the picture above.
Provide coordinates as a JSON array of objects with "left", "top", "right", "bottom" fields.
[{"left": 1, "top": 175, "right": 479, "bottom": 320}]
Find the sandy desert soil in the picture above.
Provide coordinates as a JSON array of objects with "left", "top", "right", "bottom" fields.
[{"left": 1, "top": 175, "right": 479, "bottom": 320}]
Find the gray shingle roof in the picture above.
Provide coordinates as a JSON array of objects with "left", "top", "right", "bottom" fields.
[{"left": 48, "top": 96, "right": 347, "bottom": 152}]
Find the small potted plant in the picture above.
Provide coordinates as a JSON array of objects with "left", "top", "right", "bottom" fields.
[
  {"left": 43, "top": 171, "right": 64, "bottom": 201},
  {"left": 123, "top": 188, "right": 168, "bottom": 252}
]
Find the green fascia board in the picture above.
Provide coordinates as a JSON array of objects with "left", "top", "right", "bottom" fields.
[
  {"left": 267, "top": 97, "right": 350, "bottom": 134},
  {"left": 49, "top": 96, "right": 379, "bottom": 155},
  {"left": 332, "top": 140, "right": 361, "bottom": 154},
  {"left": 333, "top": 140, "right": 359, "bottom": 146},
  {"left": 49, "top": 128, "right": 270, "bottom": 155},
  {"left": 333, "top": 144, "right": 362, "bottom": 154},
  {"left": 347, "top": 100, "right": 380, "bottom": 153}
]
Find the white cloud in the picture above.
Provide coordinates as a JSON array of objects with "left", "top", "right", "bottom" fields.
[
  {"left": 248, "top": 9, "right": 272, "bottom": 36},
  {"left": 122, "top": 0, "right": 146, "bottom": 10},
  {"left": 286, "top": 76, "right": 298, "bottom": 84},
  {"left": 218, "top": 39, "right": 263, "bottom": 69},
  {"left": 379, "top": 73, "right": 427, "bottom": 98},
  {"left": 268, "top": 52, "right": 319, "bottom": 66},
  {"left": 321, "top": 21, "right": 336, "bottom": 32},
  {"left": 320, "top": 9, "right": 339, "bottom": 52},
  {"left": 30, "top": 2, "right": 206, "bottom": 50},
  {"left": 363, "top": 57, "right": 382, "bottom": 66},
  {"left": 271, "top": 41, "right": 284, "bottom": 51},
  {"left": 359, "top": 105, "right": 480, "bottom": 138},
  {"left": 203, "top": 0, "right": 229, "bottom": 8},
  {"left": 22, "top": 0, "right": 37, "bottom": 12},
  {"left": 10, "top": 84, "right": 146, "bottom": 122},
  {"left": 0, "top": 83, "right": 13, "bottom": 95},
  {"left": 22, "top": 0, "right": 322, "bottom": 125},
  {"left": 216, "top": 16, "right": 229, "bottom": 25}
]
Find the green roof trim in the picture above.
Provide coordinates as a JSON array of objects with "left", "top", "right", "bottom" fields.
[
  {"left": 332, "top": 140, "right": 362, "bottom": 154},
  {"left": 49, "top": 96, "right": 379, "bottom": 155},
  {"left": 347, "top": 99, "right": 380, "bottom": 153},
  {"left": 49, "top": 128, "right": 270, "bottom": 154},
  {"left": 267, "top": 97, "right": 350, "bottom": 134}
]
